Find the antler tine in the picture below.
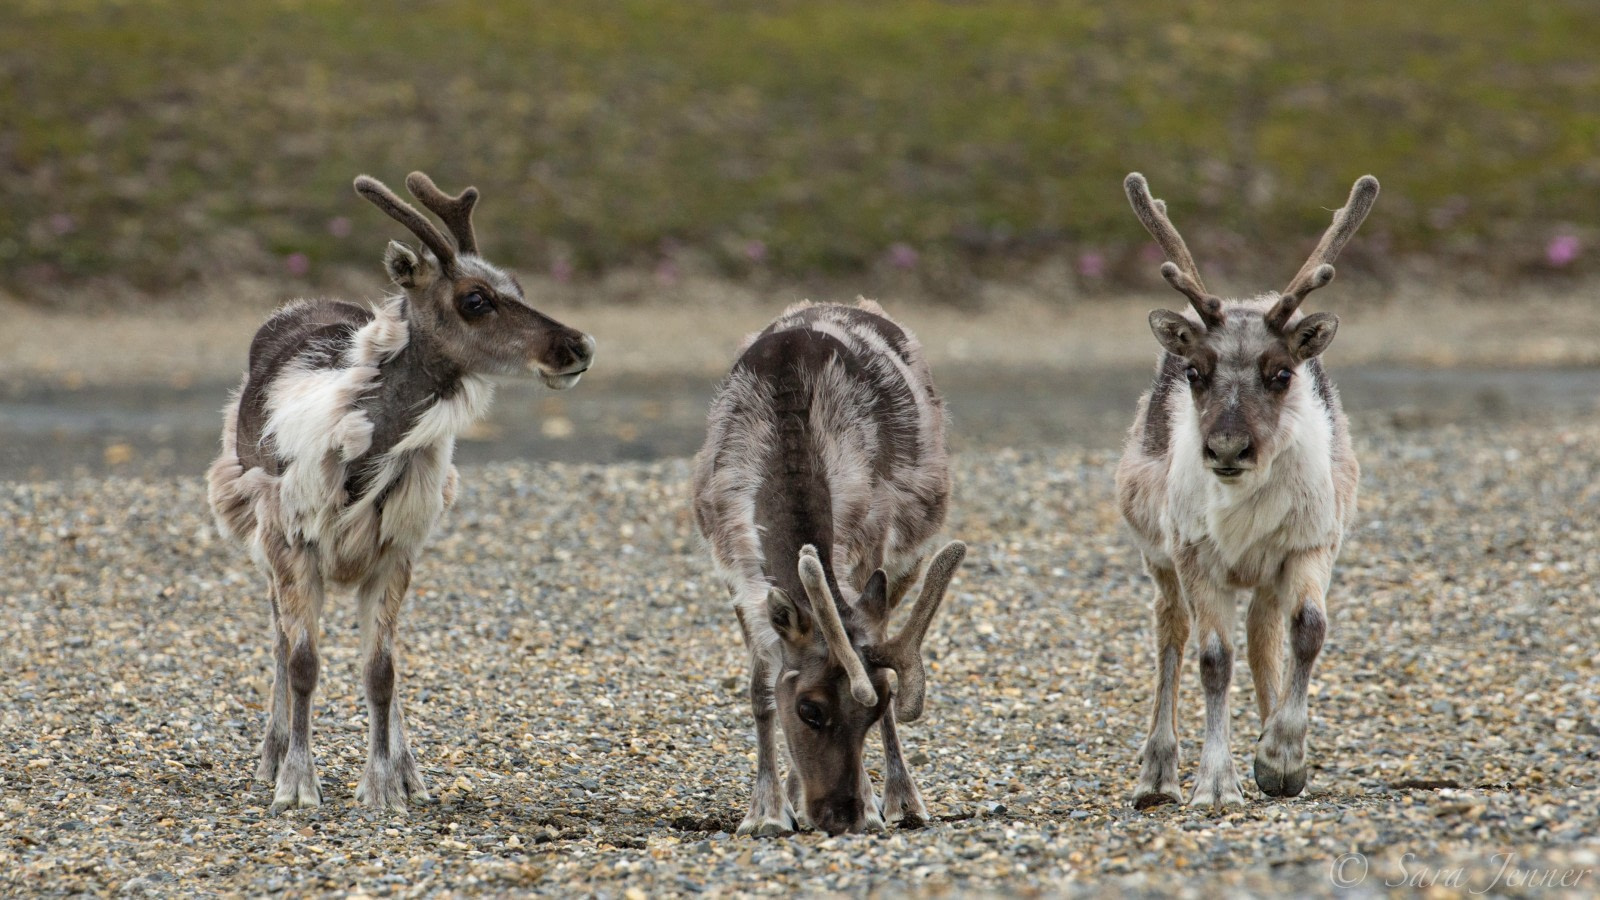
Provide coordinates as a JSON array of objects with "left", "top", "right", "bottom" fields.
[
  {"left": 797, "top": 546, "right": 879, "bottom": 707},
  {"left": 406, "top": 171, "right": 480, "bottom": 256},
  {"left": 1272, "top": 175, "right": 1380, "bottom": 331},
  {"left": 354, "top": 175, "right": 457, "bottom": 270},
  {"left": 879, "top": 540, "right": 965, "bottom": 722},
  {"left": 1125, "top": 173, "right": 1225, "bottom": 329}
]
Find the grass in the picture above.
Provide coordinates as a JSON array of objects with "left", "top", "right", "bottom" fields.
[{"left": 2, "top": 0, "right": 1597, "bottom": 300}]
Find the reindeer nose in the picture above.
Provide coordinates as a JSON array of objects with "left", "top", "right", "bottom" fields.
[
  {"left": 813, "top": 797, "right": 864, "bottom": 836},
  {"left": 571, "top": 332, "right": 596, "bottom": 366},
  {"left": 1205, "top": 433, "right": 1252, "bottom": 469}
]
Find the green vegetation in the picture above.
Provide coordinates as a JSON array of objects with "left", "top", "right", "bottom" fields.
[{"left": 3, "top": 0, "right": 1596, "bottom": 299}]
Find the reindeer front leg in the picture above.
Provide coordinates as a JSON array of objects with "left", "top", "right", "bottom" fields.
[
  {"left": 1246, "top": 585, "right": 1285, "bottom": 724},
  {"left": 1254, "top": 546, "right": 1333, "bottom": 798},
  {"left": 877, "top": 700, "right": 926, "bottom": 825},
  {"left": 265, "top": 534, "right": 327, "bottom": 814},
  {"left": 735, "top": 608, "right": 797, "bottom": 836},
  {"left": 1183, "top": 568, "right": 1244, "bottom": 809},
  {"left": 356, "top": 559, "right": 430, "bottom": 812},
  {"left": 1132, "top": 562, "right": 1187, "bottom": 808}
]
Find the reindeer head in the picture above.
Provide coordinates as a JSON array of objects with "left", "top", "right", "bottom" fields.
[
  {"left": 1124, "top": 173, "right": 1379, "bottom": 482},
  {"left": 763, "top": 541, "right": 965, "bottom": 834},
  {"left": 353, "top": 172, "right": 595, "bottom": 389}
]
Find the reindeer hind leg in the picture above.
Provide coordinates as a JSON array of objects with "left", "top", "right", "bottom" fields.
[
  {"left": 256, "top": 578, "right": 291, "bottom": 783},
  {"left": 265, "top": 532, "right": 326, "bottom": 815},
  {"left": 356, "top": 558, "right": 430, "bottom": 812}
]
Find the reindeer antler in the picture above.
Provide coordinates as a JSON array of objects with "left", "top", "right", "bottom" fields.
[
  {"left": 1268, "top": 175, "right": 1380, "bottom": 332},
  {"left": 405, "top": 171, "right": 480, "bottom": 256},
  {"left": 1124, "top": 173, "right": 1225, "bottom": 329},
  {"left": 354, "top": 175, "right": 458, "bottom": 270},
  {"left": 798, "top": 546, "right": 879, "bottom": 707},
  {"left": 873, "top": 540, "right": 965, "bottom": 722}
]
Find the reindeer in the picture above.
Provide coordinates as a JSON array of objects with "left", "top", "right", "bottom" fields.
[
  {"left": 1116, "top": 172, "right": 1378, "bottom": 808},
  {"left": 206, "top": 172, "right": 595, "bottom": 814},
  {"left": 692, "top": 300, "right": 966, "bottom": 836}
]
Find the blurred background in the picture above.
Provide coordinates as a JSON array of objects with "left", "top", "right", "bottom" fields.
[{"left": 2, "top": 0, "right": 1598, "bottom": 479}]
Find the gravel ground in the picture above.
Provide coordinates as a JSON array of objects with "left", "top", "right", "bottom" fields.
[{"left": 3, "top": 415, "right": 1599, "bottom": 897}]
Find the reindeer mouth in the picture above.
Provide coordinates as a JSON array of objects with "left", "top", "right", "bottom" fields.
[
  {"left": 1211, "top": 466, "right": 1245, "bottom": 480},
  {"left": 539, "top": 366, "right": 588, "bottom": 390}
]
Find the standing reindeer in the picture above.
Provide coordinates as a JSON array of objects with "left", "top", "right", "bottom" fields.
[
  {"left": 207, "top": 172, "right": 595, "bottom": 814},
  {"left": 1116, "top": 172, "right": 1378, "bottom": 808},
  {"left": 692, "top": 300, "right": 966, "bottom": 836}
]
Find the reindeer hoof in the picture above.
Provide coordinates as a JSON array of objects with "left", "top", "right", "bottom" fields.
[
  {"left": 356, "top": 757, "right": 431, "bottom": 813},
  {"left": 268, "top": 753, "right": 323, "bottom": 815},
  {"left": 882, "top": 782, "right": 928, "bottom": 824},
  {"left": 736, "top": 813, "right": 798, "bottom": 837},
  {"left": 1132, "top": 789, "right": 1182, "bottom": 810},
  {"left": 1254, "top": 756, "right": 1307, "bottom": 798},
  {"left": 1188, "top": 769, "right": 1245, "bottom": 809}
]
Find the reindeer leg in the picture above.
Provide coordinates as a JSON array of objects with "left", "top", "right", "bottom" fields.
[
  {"left": 734, "top": 608, "right": 797, "bottom": 836},
  {"left": 266, "top": 535, "right": 326, "bottom": 814},
  {"left": 1132, "top": 563, "right": 1187, "bottom": 808},
  {"left": 858, "top": 756, "right": 886, "bottom": 832},
  {"left": 1246, "top": 585, "right": 1285, "bottom": 725},
  {"left": 784, "top": 768, "right": 810, "bottom": 831},
  {"left": 1255, "top": 547, "right": 1333, "bottom": 798},
  {"left": 878, "top": 701, "right": 926, "bottom": 825},
  {"left": 1186, "top": 571, "right": 1244, "bottom": 809},
  {"left": 256, "top": 579, "right": 291, "bottom": 783},
  {"left": 356, "top": 558, "right": 430, "bottom": 812}
]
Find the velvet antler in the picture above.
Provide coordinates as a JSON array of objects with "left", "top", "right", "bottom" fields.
[
  {"left": 1267, "top": 175, "right": 1380, "bottom": 332},
  {"left": 872, "top": 540, "right": 965, "bottom": 722},
  {"left": 354, "top": 175, "right": 458, "bottom": 270},
  {"left": 405, "top": 171, "right": 480, "bottom": 256},
  {"left": 1124, "top": 173, "right": 1225, "bottom": 329},
  {"left": 798, "top": 545, "right": 879, "bottom": 707}
]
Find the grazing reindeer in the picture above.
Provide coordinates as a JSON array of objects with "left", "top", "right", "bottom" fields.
[
  {"left": 692, "top": 300, "right": 966, "bottom": 836},
  {"left": 1116, "top": 172, "right": 1378, "bottom": 808},
  {"left": 207, "top": 172, "right": 595, "bottom": 814}
]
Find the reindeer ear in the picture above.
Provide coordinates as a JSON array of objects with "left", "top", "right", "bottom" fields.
[
  {"left": 857, "top": 569, "right": 891, "bottom": 627},
  {"left": 1149, "top": 309, "right": 1202, "bottom": 357},
  {"left": 1290, "top": 311, "right": 1339, "bottom": 361},
  {"left": 384, "top": 240, "right": 435, "bottom": 289},
  {"left": 766, "top": 588, "right": 810, "bottom": 645}
]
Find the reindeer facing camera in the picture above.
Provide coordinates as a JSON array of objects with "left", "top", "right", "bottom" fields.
[
  {"left": 207, "top": 172, "right": 595, "bottom": 814},
  {"left": 1116, "top": 173, "right": 1378, "bottom": 808},
  {"left": 693, "top": 301, "right": 966, "bottom": 836}
]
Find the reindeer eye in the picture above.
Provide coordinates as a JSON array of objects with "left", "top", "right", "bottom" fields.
[
  {"left": 457, "top": 290, "right": 493, "bottom": 319},
  {"left": 1269, "top": 367, "right": 1293, "bottom": 389},
  {"left": 796, "top": 699, "right": 825, "bottom": 730},
  {"left": 1184, "top": 366, "right": 1201, "bottom": 384}
]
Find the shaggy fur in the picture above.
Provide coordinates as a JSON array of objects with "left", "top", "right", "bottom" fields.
[
  {"left": 1117, "top": 173, "right": 1377, "bottom": 810},
  {"left": 691, "top": 299, "right": 958, "bottom": 836},
  {"left": 207, "top": 171, "right": 594, "bottom": 815}
]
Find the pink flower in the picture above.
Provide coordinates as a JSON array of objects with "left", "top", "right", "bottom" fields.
[
  {"left": 327, "top": 216, "right": 352, "bottom": 238},
  {"left": 744, "top": 240, "right": 768, "bottom": 264},
  {"left": 1138, "top": 242, "right": 1165, "bottom": 264},
  {"left": 551, "top": 259, "right": 574, "bottom": 283},
  {"left": 285, "top": 252, "right": 310, "bottom": 277},
  {"left": 654, "top": 259, "right": 679, "bottom": 285},
  {"left": 49, "top": 213, "right": 75, "bottom": 236},
  {"left": 1547, "top": 235, "right": 1581, "bottom": 268},
  {"left": 887, "top": 243, "right": 919, "bottom": 270},
  {"left": 1077, "top": 250, "right": 1107, "bottom": 280}
]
